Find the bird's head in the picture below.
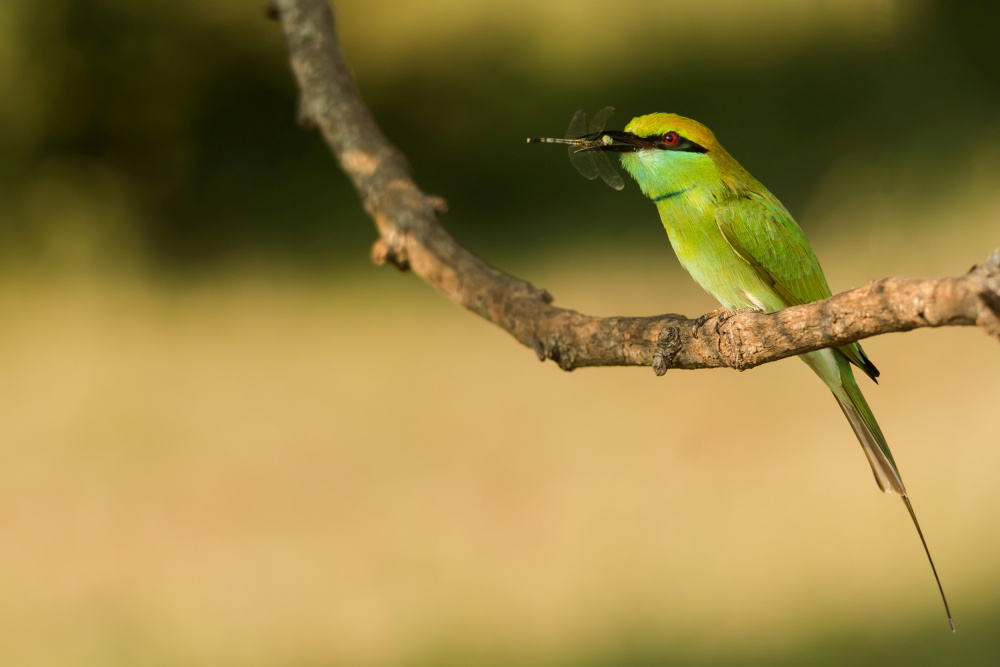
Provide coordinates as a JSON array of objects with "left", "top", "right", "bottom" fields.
[{"left": 589, "top": 113, "right": 731, "bottom": 199}]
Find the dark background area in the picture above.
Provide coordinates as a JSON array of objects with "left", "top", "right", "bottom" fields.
[{"left": 3, "top": 1, "right": 999, "bottom": 271}]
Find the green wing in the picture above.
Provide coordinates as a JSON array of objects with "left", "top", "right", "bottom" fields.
[
  {"left": 715, "top": 192, "right": 879, "bottom": 382},
  {"left": 715, "top": 192, "right": 831, "bottom": 306}
]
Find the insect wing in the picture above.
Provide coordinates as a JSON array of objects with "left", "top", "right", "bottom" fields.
[
  {"left": 593, "top": 150, "right": 625, "bottom": 190},
  {"left": 565, "top": 110, "right": 598, "bottom": 180},
  {"left": 554, "top": 107, "right": 625, "bottom": 189},
  {"left": 587, "top": 106, "right": 615, "bottom": 134},
  {"left": 588, "top": 107, "right": 624, "bottom": 189}
]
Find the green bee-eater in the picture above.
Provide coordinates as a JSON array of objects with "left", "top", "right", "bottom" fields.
[{"left": 531, "top": 111, "right": 953, "bottom": 630}]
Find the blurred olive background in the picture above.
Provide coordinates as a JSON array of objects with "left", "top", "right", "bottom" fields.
[{"left": 2, "top": 0, "right": 1000, "bottom": 665}]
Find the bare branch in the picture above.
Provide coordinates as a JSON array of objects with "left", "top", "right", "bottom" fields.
[{"left": 273, "top": 0, "right": 1000, "bottom": 374}]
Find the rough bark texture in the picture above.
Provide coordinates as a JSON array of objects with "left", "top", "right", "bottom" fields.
[{"left": 271, "top": 0, "right": 1000, "bottom": 374}]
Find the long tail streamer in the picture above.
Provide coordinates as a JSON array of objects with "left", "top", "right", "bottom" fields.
[{"left": 902, "top": 495, "right": 954, "bottom": 632}]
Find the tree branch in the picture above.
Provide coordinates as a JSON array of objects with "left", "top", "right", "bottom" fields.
[{"left": 271, "top": 0, "right": 1000, "bottom": 374}]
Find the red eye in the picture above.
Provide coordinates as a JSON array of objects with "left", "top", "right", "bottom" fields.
[{"left": 664, "top": 132, "right": 678, "bottom": 145}]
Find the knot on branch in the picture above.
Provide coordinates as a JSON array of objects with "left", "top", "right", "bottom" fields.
[
  {"left": 975, "top": 247, "right": 1000, "bottom": 275},
  {"left": 652, "top": 325, "right": 681, "bottom": 376},
  {"left": 716, "top": 314, "right": 763, "bottom": 371},
  {"left": 426, "top": 195, "right": 449, "bottom": 215},
  {"left": 967, "top": 249, "right": 1000, "bottom": 340},
  {"left": 979, "top": 274, "right": 1000, "bottom": 339},
  {"left": 296, "top": 101, "right": 319, "bottom": 133},
  {"left": 532, "top": 334, "right": 577, "bottom": 371},
  {"left": 371, "top": 231, "right": 410, "bottom": 271}
]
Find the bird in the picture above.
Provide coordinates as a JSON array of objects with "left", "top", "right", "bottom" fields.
[{"left": 529, "top": 111, "right": 953, "bottom": 630}]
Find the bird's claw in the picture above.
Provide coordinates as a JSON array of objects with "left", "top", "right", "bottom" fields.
[
  {"left": 691, "top": 307, "right": 728, "bottom": 337},
  {"left": 713, "top": 307, "right": 764, "bottom": 334},
  {"left": 692, "top": 307, "right": 765, "bottom": 337}
]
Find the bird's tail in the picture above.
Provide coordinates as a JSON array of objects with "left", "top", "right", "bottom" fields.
[
  {"left": 801, "top": 348, "right": 954, "bottom": 630},
  {"left": 800, "top": 349, "right": 905, "bottom": 495}
]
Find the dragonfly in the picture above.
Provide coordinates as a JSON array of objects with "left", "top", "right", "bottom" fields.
[{"left": 527, "top": 107, "right": 626, "bottom": 190}]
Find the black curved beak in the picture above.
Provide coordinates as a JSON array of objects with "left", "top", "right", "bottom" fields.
[
  {"left": 577, "top": 131, "right": 666, "bottom": 153},
  {"left": 577, "top": 131, "right": 709, "bottom": 154}
]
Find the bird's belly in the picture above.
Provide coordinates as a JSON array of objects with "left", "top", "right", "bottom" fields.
[{"left": 663, "top": 218, "right": 782, "bottom": 312}]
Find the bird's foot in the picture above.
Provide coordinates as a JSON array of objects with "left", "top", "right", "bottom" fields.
[
  {"left": 713, "top": 307, "right": 764, "bottom": 334},
  {"left": 691, "top": 307, "right": 729, "bottom": 337}
]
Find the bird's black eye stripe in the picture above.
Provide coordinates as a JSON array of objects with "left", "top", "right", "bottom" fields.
[
  {"left": 669, "top": 135, "right": 708, "bottom": 153},
  {"left": 640, "top": 132, "right": 707, "bottom": 153}
]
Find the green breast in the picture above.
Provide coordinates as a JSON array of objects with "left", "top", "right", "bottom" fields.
[{"left": 655, "top": 190, "right": 785, "bottom": 312}]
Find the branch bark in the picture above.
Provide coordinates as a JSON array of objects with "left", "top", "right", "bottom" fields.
[{"left": 271, "top": 0, "right": 1000, "bottom": 374}]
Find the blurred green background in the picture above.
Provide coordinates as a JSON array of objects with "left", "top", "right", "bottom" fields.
[{"left": 1, "top": 0, "right": 1000, "bottom": 665}]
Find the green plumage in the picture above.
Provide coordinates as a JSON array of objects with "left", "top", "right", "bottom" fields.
[
  {"left": 531, "top": 109, "right": 952, "bottom": 627},
  {"left": 618, "top": 113, "right": 901, "bottom": 494}
]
